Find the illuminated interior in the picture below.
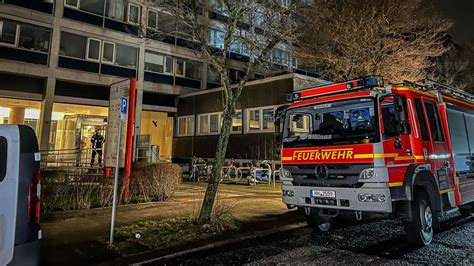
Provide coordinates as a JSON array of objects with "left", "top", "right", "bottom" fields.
[{"left": 0, "top": 97, "right": 42, "bottom": 134}]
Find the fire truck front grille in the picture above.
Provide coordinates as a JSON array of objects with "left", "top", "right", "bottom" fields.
[{"left": 288, "top": 163, "right": 373, "bottom": 188}]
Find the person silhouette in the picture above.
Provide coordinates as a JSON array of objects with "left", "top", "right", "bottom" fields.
[{"left": 90, "top": 131, "right": 105, "bottom": 167}]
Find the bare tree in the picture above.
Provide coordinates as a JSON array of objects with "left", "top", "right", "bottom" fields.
[
  {"left": 297, "top": 0, "right": 451, "bottom": 83},
  {"left": 143, "top": 0, "right": 301, "bottom": 224},
  {"left": 432, "top": 43, "right": 474, "bottom": 93}
]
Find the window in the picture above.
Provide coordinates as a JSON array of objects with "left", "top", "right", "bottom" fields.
[
  {"left": 198, "top": 114, "right": 210, "bottom": 135},
  {"left": 102, "top": 41, "right": 115, "bottom": 63},
  {"left": 127, "top": 3, "right": 140, "bottom": 24},
  {"left": 18, "top": 25, "right": 51, "bottom": 53},
  {"left": 424, "top": 101, "right": 445, "bottom": 142},
  {"left": 81, "top": 0, "right": 105, "bottom": 15},
  {"left": 414, "top": 99, "right": 429, "bottom": 141},
  {"left": 208, "top": 66, "right": 221, "bottom": 84},
  {"left": 0, "top": 136, "right": 7, "bottom": 182},
  {"left": 263, "top": 108, "right": 275, "bottom": 130},
  {"left": 185, "top": 60, "right": 201, "bottom": 80},
  {"left": 0, "top": 20, "right": 19, "bottom": 46},
  {"left": 106, "top": 0, "right": 126, "bottom": 21},
  {"left": 209, "top": 114, "right": 219, "bottom": 133},
  {"left": 198, "top": 113, "right": 222, "bottom": 135},
  {"left": 381, "top": 101, "right": 398, "bottom": 138},
  {"left": 165, "top": 55, "right": 173, "bottom": 73},
  {"left": 177, "top": 21, "right": 193, "bottom": 39},
  {"left": 289, "top": 113, "right": 311, "bottom": 136},
  {"left": 145, "top": 51, "right": 165, "bottom": 73},
  {"left": 248, "top": 109, "right": 261, "bottom": 131},
  {"left": 147, "top": 9, "right": 158, "bottom": 29},
  {"left": 177, "top": 116, "right": 194, "bottom": 136},
  {"left": 246, "top": 106, "right": 277, "bottom": 133},
  {"left": 273, "top": 48, "right": 289, "bottom": 65},
  {"left": 115, "top": 44, "right": 137, "bottom": 68},
  {"left": 65, "top": 0, "right": 105, "bottom": 15},
  {"left": 60, "top": 32, "right": 87, "bottom": 59},
  {"left": 175, "top": 59, "right": 185, "bottom": 76},
  {"left": 65, "top": 0, "right": 79, "bottom": 8},
  {"left": 232, "top": 110, "right": 242, "bottom": 133},
  {"left": 158, "top": 12, "right": 175, "bottom": 33},
  {"left": 209, "top": 28, "right": 225, "bottom": 49},
  {"left": 86, "top": 38, "right": 101, "bottom": 61}
]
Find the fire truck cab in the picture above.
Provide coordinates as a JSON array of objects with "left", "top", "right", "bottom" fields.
[{"left": 275, "top": 78, "right": 474, "bottom": 246}]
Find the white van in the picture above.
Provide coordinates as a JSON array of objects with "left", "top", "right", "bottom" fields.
[{"left": 0, "top": 125, "right": 41, "bottom": 266}]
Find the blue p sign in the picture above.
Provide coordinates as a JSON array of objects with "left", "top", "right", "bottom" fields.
[{"left": 120, "top": 97, "right": 128, "bottom": 114}]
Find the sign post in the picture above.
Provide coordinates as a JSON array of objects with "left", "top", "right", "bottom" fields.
[{"left": 109, "top": 97, "right": 128, "bottom": 245}]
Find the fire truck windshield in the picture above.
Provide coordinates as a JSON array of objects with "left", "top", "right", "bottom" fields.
[{"left": 283, "top": 97, "right": 379, "bottom": 147}]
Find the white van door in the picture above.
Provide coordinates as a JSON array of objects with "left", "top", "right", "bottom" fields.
[{"left": 0, "top": 125, "right": 21, "bottom": 265}]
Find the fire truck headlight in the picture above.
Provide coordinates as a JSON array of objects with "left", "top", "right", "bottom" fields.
[
  {"left": 282, "top": 190, "right": 295, "bottom": 197},
  {"left": 359, "top": 168, "right": 376, "bottom": 180},
  {"left": 280, "top": 168, "right": 292, "bottom": 180},
  {"left": 358, "top": 194, "right": 386, "bottom": 203}
]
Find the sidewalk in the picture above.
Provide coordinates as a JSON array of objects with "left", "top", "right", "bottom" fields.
[{"left": 40, "top": 182, "right": 302, "bottom": 265}]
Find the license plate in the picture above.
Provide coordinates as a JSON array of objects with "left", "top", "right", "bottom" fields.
[{"left": 310, "top": 190, "right": 336, "bottom": 198}]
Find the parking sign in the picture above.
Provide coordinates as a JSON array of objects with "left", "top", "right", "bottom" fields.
[{"left": 120, "top": 97, "right": 128, "bottom": 120}]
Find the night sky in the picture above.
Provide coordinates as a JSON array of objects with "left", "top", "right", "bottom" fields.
[{"left": 434, "top": 0, "right": 474, "bottom": 44}]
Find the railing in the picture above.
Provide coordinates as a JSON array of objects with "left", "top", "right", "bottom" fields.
[{"left": 40, "top": 148, "right": 105, "bottom": 177}]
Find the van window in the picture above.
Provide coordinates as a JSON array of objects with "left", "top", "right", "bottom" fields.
[
  {"left": 424, "top": 101, "right": 445, "bottom": 142},
  {"left": 414, "top": 99, "right": 430, "bottom": 141},
  {"left": 0, "top": 136, "right": 6, "bottom": 182}
]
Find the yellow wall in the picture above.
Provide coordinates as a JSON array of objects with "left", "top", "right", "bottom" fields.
[{"left": 140, "top": 111, "right": 173, "bottom": 158}]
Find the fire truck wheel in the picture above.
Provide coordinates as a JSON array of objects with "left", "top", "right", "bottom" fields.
[
  {"left": 459, "top": 203, "right": 473, "bottom": 217},
  {"left": 306, "top": 210, "right": 333, "bottom": 232},
  {"left": 404, "top": 189, "right": 434, "bottom": 246}
]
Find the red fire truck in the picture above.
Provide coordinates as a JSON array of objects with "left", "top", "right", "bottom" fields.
[{"left": 275, "top": 77, "right": 474, "bottom": 246}]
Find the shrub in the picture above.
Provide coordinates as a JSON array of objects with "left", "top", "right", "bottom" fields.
[{"left": 129, "top": 163, "right": 182, "bottom": 202}]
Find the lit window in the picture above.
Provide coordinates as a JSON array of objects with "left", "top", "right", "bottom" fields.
[
  {"left": 177, "top": 116, "right": 194, "bottom": 136},
  {"left": 232, "top": 110, "right": 242, "bottom": 133},
  {"left": 197, "top": 113, "right": 222, "bottom": 135},
  {"left": 102, "top": 41, "right": 115, "bottom": 63},
  {"left": 147, "top": 9, "right": 158, "bottom": 29},
  {"left": 248, "top": 109, "right": 261, "bottom": 131},
  {"left": 86, "top": 38, "right": 101, "bottom": 61},
  {"left": 127, "top": 3, "right": 140, "bottom": 25},
  {"left": 246, "top": 106, "right": 278, "bottom": 133},
  {"left": 199, "top": 114, "right": 209, "bottom": 135},
  {"left": 175, "top": 59, "right": 185, "bottom": 76}
]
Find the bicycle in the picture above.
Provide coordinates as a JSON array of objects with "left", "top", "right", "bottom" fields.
[
  {"left": 220, "top": 159, "right": 243, "bottom": 183},
  {"left": 189, "top": 157, "right": 212, "bottom": 182}
]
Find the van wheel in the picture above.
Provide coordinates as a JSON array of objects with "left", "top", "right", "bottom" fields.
[
  {"left": 404, "top": 190, "right": 435, "bottom": 246},
  {"left": 306, "top": 209, "right": 333, "bottom": 232}
]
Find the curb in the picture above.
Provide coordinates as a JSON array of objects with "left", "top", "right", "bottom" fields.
[{"left": 130, "top": 222, "right": 307, "bottom": 265}]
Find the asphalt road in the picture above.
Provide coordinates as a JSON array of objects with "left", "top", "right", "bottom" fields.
[{"left": 164, "top": 212, "right": 473, "bottom": 265}]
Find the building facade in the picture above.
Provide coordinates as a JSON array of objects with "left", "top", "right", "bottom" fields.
[{"left": 0, "top": 0, "right": 318, "bottom": 162}]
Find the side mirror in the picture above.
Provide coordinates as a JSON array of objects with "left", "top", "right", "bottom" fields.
[
  {"left": 274, "top": 105, "right": 288, "bottom": 156},
  {"left": 393, "top": 95, "right": 411, "bottom": 135}
]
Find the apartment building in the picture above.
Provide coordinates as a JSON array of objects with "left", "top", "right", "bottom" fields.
[{"left": 0, "top": 0, "right": 319, "bottom": 161}]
